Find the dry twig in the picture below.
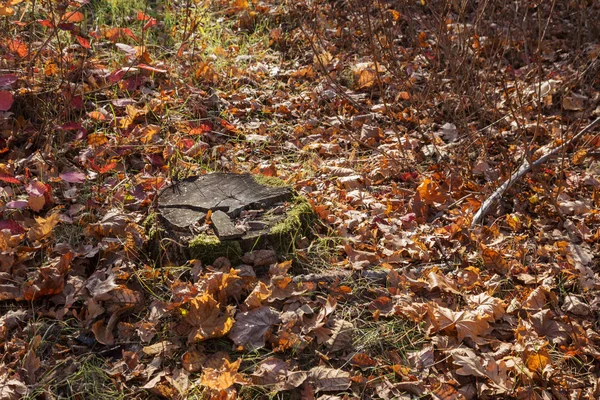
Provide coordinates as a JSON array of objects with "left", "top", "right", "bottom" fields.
[{"left": 472, "top": 117, "right": 600, "bottom": 226}]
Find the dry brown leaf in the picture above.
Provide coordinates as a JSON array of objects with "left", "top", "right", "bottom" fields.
[
  {"left": 308, "top": 366, "right": 351, "bottom": 392},
  {"left": 480, "top": 244, "right": 509, "bottom": 274},
  {"left": 92, "top": 319, "right": 114, "bottom": 345},
  {"left": 416, "top": 178, "right": 449, "bottom": 206},
  {"left": 432, "top": 306, "right": 490, "bottom": 342},
  {"left": 182, "top": 350, "right": 206, "bottom": 373},
  {"left": 0, "top": 373, "right": 27, "bottom": 400},
  {"left": 525, "top": 346, "right": 551, "bottom": 373},
  {"left": 142, "top": 341, "right": 178, "bottom": 357},
  {"left": 468, "top": 293, "right": 505, "bottom": 322},
  {"left": 243, "top": 281, "right": 271, "bottom": 310},
  {"left": 251, "top": 357, "right": 307, "bottom": 390},
  {"left": 325, "top": 319, "right": 354, "bottom": 353},
  {"left": 229, "top": 306, "right": 280, "bottom": 350},
  {"left": 21, "top": 252, "right": 73, "bottom": 301}
]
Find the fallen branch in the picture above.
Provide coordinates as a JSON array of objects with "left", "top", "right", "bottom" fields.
[{"left": 472, "top": 117, "right": 600, "bottom": 226}]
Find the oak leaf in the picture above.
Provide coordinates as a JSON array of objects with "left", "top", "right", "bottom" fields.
[{"left": 432, "top": 306, "right": 489, "bottom": 342}]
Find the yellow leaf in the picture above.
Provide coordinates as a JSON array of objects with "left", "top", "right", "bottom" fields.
[{"left": 27, "top": 213, "right": 60, "bottom": 241}]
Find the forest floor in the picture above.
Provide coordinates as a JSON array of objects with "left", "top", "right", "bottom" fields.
[{"left": 1, "top": 0, "right": 600, "bottom": 399}]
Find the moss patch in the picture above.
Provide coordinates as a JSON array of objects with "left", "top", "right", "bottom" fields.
[
  {"left": 189, "top": 234, "right": 243, "bottom": 265},
  {"left": 251, "top": 174, "right": 288, "bottom": 187},
  {"left": 270, "top": 198, "right": 314, "bottom": 253},
  {"left": 143, "top": 212, "right": 160, "bottom": 240}
]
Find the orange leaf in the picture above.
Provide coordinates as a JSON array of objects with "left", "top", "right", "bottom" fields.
[
  {"left": 8, "top": 39, "right": 27, "bottom": 57},
  {"left": 480, "top": 244, "right": 509, "bottom": 274},
  {"left": 76, "top": 35, "right": 91, "bottom": 49},
  {"left": 61, "top": 11, "right": 84, "bottom": 23},
  {"left": 525, "top": 347, "right": 550, "bottom": 373},
  {"left": 200, "top": 358, "right": 247, "bottom": 390},
  {"left": 185, "top": 293, "right": 235, "bottom": 342}
]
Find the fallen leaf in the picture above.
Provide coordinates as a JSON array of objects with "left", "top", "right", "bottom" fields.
[
  {"left": 200, "top": 358, "right": 247, "bottom": 391},
  {"left": 308, "top": 366, "right": 351, "bottom": 392},
  {"left": 0, "top": 90, "right": 13, "bottom": 111},
  {"left": 229, "top": 306, "right": 280, "bottom": 350},
  {"left": 186, "top": 292, "right": 235, "bottom": 342},
  {"left": 251, "top": 357, "right": 307, "bottom": 390},
  {"left": 27, "top": 212, "right": 60, "bottom": 241}
]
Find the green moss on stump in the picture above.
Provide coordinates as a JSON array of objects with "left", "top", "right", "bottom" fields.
[
  {"left": 143, "top": 212, "right": 160, "bottom": 240},
  {"left": 189, "top": 234, "right": 242, "bottom": 264},
  {"left": 270, "top": 198, "right": 314, "bottom": 253},
  {"left": 251, "top": 174, "right": 288, "bottom": 187}
]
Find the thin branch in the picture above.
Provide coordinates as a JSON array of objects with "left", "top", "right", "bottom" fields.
[{"left": 471, "top": 117, "right": 600, "bottom": 226}]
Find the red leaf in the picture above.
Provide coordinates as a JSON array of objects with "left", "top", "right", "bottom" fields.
[
  {"left": 71, "top": 95, "right": 83, "bottom": 109},
  {"left": 0, "top": 91, "right": 14, "bottom": 111},
  {"left": 0, "top": 173, "right": 19, "bottom": 184},
  {"left": 0, "top": 220, "right": 25, "bottom": 234},
  {"left": 91, "top": 160, "right": 117, "bottom": 174},
  {"left": 37, "top": 19, "right": 54, "bottom": 28},
  {"left": 107, "top": 69, "right": 125, "bottom": 84},
  {"left": 137, "top": 11, "right": 151, "bottom": 21},
  {"left": 120, "top": 28, "right": 138, "bottom": 42},
  {"left": 143, "top": 19, "right": 157, "bottom": 30},
  {"left": 76, "top": 36, "right": 91, "bottom": 49}
]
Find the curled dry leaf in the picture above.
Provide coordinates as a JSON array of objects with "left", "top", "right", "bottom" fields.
[
  {"left": 243, "top": 281, "right": 271, "bottom": 309},
  {"left": 21, "top": 252, "right": 73, "bottom": 301}
]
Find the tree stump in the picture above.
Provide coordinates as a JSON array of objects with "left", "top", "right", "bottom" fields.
[{"left": 147, "top": 173, "right": 314, "bottom": 265}]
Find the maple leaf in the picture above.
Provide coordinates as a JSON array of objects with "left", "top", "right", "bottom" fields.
[
  {"left": 27, "top": 212, "right": 60, "bottom": 241},
  {"left": 479, "top": 244, "right": 509, "bottom": 274},
  {"left": 200, "top": 358, "right": 247, "bottom": 391},
  {"left": 416, "top": 178, "right": 449, "bottom": 206},
  {"left": 229, "top": 306, "right": 280, "bottom": 350},
  {"left": 185, "top": 292, "right": 235, "bottom": 342},
  {"left": 468, "top": 293, "right": 505, "bottom": 322},
  {"left": 432, "top": 306, "right": 489, "bottom": 342},
  {"left": 243, "top": 281, "right": 271, "bottom": 309}
]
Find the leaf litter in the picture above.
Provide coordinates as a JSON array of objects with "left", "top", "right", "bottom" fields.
[{"left": 0, "top": 0, "right": 599, "bottom": 399}]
